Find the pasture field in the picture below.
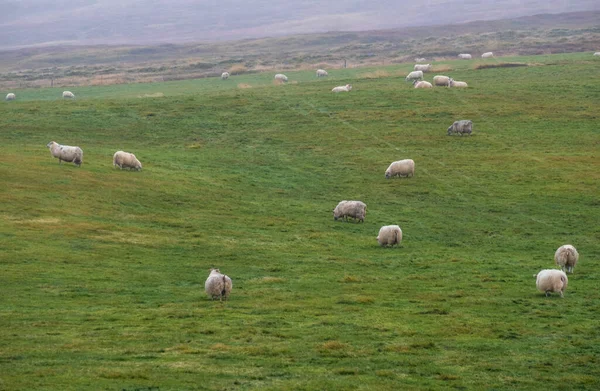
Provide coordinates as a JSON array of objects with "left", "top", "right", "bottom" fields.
[{"left": 1, "top": 53, "right": 599, "bottom": 390}]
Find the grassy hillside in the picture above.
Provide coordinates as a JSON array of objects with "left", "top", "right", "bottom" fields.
[{"left": 1, "top": 53, "right": 599, "bottom": 390}]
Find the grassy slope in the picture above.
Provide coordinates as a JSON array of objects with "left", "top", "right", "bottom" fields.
[{"left": 1, "top": 54, "right": 599, "bottom": 390}]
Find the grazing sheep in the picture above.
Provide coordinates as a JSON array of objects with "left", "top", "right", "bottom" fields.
[
  {"left": 316, "top": 69, "right": 328, "bottom": 77},
  {"left": 414, "top": 64, "right": 431, "bottom": 72},
  {"left": 5, "top": 93, "right": 15, "bottom": 101},
  {"left": 447, "top": 120, "right": 473, "bottom": 136},
  {"left": 274, "top": 74, "right": 288, "bottom": 82},
  {"left": 333, "top": 200, "right": 367, "bottom": 223},
  {"left": 62, "top": 91, "right": 75, "bottom": 99},
  {"left": 413, "top": 80, "right": 433, "bottom": 89},
  {"left": 46, "top": 141, "right": 83, "bottom": 167},
  {"left": 405, "top": 70, "right": 424, "bottom": 82},
  {"left": 221, "top": 72, "right": 230, "bottom": 80},
  {"left": 555, "top": 245, "right": 579, "bottom": 273},
  {"left": 332, "top": 84, "right": 352, "bottom": 93},
  {"left": 448, "top": 78, "right": 468, "bottom": 88},
  {"left": 415, "top": 57, "right": 426, "bottom": 62},
  {"left": 433, "top": 75, "right": 451, "bottom": 86},
  {"left": 481, "top": 52, "right": 494, "bottom": 58},
  {"left": 594, "top": 52, "right": 600, "bottom": 56},
  {"left": 377, "top": 225, "right": 402, "bottom": 247},
  {"left": 113, "top": 151, "right": 142, "bottom": 171},
  {"left": 534, "top": 269, "right": 568, "bottom": 298},
  {"left": 385, "top": 159, "right": 415, "bottom": 179},
  {"left": 205, "top": 268, "right": 233, "bottom": 301},
  {"left": 458, "top": 54, "right": 472, "bottom": 59}
]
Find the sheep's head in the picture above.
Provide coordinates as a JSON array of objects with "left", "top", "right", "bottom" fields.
[
  {"left": 385, "top": 170, "right": 391, "bottom": 179},
  {"left": 346, "top": 84, "right": 352, "bottom": 91},
  {"left": 46, "top": 141, "right": 56, "bottom": 148}
]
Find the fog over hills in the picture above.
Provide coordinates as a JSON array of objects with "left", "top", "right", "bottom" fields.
[{"left": 1, "top": 0, "right": 599, "bottom": 49}]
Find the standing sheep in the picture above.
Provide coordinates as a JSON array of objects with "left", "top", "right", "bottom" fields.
[
  {"left": 385, "top": 159, "right": 415, "bottom": 179},
  {"left": 481, "top": 52, "right": 494, "bottom": 58},
  {"left": 62, "top": 91, "right": 75, "bottom": 99},
  {"left": 447, "top": 120, "right": 473, "bottom": 136},
  {"left": 5, "top": 93, "right": 15, "bottom": 101},
  {"left": 316, "top": 69, "right": 328, "bottom": 77},
  {"left": 448, "top": 78, "right": 468, "bottom": 88},
  {"left": 433, "top": 75, "right": 451, "bottom": 86},
  {"left": 332, "top": 84, "right": 352, "bottom": 93},
  {"left": 377, "top": 225, "right": 402, "bottom": 247},
  {"left": 554, "top": 244, "right": 579, "bottom": 273},
  {"left": 46, "top": 141, "right": 83, "bottom": 167},
  {"left": 405, "top": 70, "right": 424, "bottom": 82},
  {"left": 414, "top": 64, "right": 431, "bottom": 72},
  {"left": 113, "top": 151, "right": 142, "bottom": 171},
  {"left": 594, "top": 52, "right": 600, "bottom": 56},
  {"left": 274, "top": 74, "right": 288, "bottom": 82},
  {"left": 221, "top": 72, "right": 230, "bottom": 80},
  {"left": 413, "top": 80, "right": 433, "bottom": 89},
  {"left": 333, "top": 200, "right": 367, "bottom": 222},
  {"left": 458, "top": 54, "right": 472, "bottom": 59},
  {"left": 205, "top": 268, "right": 233, "bottom": 301},
  {"left": 534, "top": 269, "right": 568, "bottom": 298},
  {"left": 415, "top": 57, "right": 426, "bottom": 63}
]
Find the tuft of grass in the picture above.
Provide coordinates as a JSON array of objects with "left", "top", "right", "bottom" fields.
[{"left": 474, "top": 62, "right": 529, "bottom": 69}]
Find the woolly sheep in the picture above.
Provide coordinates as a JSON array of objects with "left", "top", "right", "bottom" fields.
[
  {"left": 274, "top": 74, "right": 288, "bottom": 82},
  {"left": 316, "top": 69, "right": 328, "bottom": 77},
  {"left": 221, "top": 72, "right": 230, "bottom": 80},
  {"left": 447, "top": 120, "right": 473, "bottom": 136},
  {"left": 413, "top": 80, "right": 433, "bottom": 89},
  {"left": 405, "top": 70, "right": 423, "bottom": 82},
  {"left": 448, "top": 78, "right": 468, "bottom": 88},
  {"left": 458, "top": 54, "right": 472, "bottom": 59},
  {"left": 205, "top": 268, "right": 233, "bottom": 301},
  {"left": 333, "top": 200, "right": 367, "bottom": 222},
  {"left": 113, "top": 151, "right": 142, "bottom": 171},
  {"left": 534, "top": 269, "right": 568, "bottom": 298},
  {"left": 5, "top": 93, "right": 15, "bottom": 101},
  {"left": 385, "top": 159, "right": 415, "bottom": 179},
  {"left": 481, "top": 52, "right": 494, "bottom": 58},
  {"left": 554, "top": 244, "right": 579, "bottom": 273},
  {"left": 46, "top": 141, "right": 83, "bottom": 167},
  {"left": 415, "top": 57, "right": 426, "bottom": 62},
  {"left": 433, "top": 75, "right": 450, "bottom": 86},
  {"left": 377, "top": 225, "right": 402, "bottom": 247},
  {"left": 594, "top": 52, "right": 600, "bottom": 56},
  {"left": 62, "top": 91, "right": 75, "bottom": 99},
  {"left": 332, "top": 84, "right": 352, "bottom": 93},
  {"left": 414, "top": 64, "right": 431, "bottom": 72}
]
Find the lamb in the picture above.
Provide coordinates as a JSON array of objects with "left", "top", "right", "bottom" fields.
[
  {"left": 221, "top": 72, "right": 230, "bottom": 80},
  {"left": 332, "top": 84, "right": 352, "bottom": 93},
  {"left": 204, "top": 268, "right": 233, "bottom": 301},
  {"left": 316, "top": 69, "right": 328, "bottom": 77},
  {"left": 62, "top": 91, "right": 75, "bottom": 99},
  {"left": 333, "top": 200, "right": 367, "bottom": 223},
  {"left": 554, "top": 245, "right": 579, "bottom": 273},
  {"left": 413, "top": 64, "right": 431, "bottom": 72},
  {"left": 5, "top": 93, "right": 15, "bottom": 101},
  {"left": 433, "top": 75, "right": 450, "bottom": 86},
  {"left": 481, "top": 52, "right": 494, "bottom": 58},
  {"left": 413, "top": 80, "right": 433, "bottom": 89},
  {"left": 415, "top": 57, "right": 426, "bottom": 62},
  {"left": 448, "top": 78, "right": 468, "bottom": 88},
  {"left": 274, "top": 74, "right": 288, "bottom": 82},
  {"left": 447, "top": 120, "right": 473, "bottom": 136},
  {"left": 458, "top": 54, "right": 472, "bottom": 59},
  {"left": 594, "top": 52, "right": 600, "bottom": 56},
  {"left": 405, "top": 70, "right": 423, "bottom": 82},
  {"left": 534, "top": 269, "right": 568, "bottom": 298},
  {"left": 385, "top": 159, "right": 415, "bottom": 179},
  {"left": 113, "top": 151, "right": 142, "bottom": 171},
  {"left": 46, "top": 141, "right": 83, "bottom": 166},
  {"left": 377, "top": 225, "right": 403, "bottom": 247}
]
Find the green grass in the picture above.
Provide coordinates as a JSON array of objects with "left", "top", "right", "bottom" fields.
[{"left": 1, "top": 53, "right": 599, "bottom": 390}]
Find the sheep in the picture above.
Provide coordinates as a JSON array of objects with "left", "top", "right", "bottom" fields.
[
  {"left": 433, "top": 75, "right": 450, "bottom": 86},
  {"left": 377, "top": 225, "right": 402, "bottom": 247},
  {"left": 333, "top": 200, "right": 367, "bottom": 223},
  {"left": 448, "top": 78, "right": 468, "bottom": 88},
  {"left": 274, "top": 74, "right": 288, "bottom": 82},
  {"left": 5, "top": 93, "right": 15, "bottom": 101},
  {"left": 594, "top": 52, "right": 600, "bottom": 56},
  {"left": 415, "top": 57, "right": 426, "bottom": 63},
  {"left": 534, "top": 269, "right": 568, "bottom": 298},
  {"left": 62, "top": 91, "right": 75, "bottom": 99},
  {"left": 385, "top": 159, "right": 415, "bottom": 179},
  {"left": 204, "top": 268, "right": 233, "bottom": 301},
  {"left": 413, "top": 80, "right": 433, "bottom": 89},
  {"left": 447, "top": 120, "right": 473, "bottom": 136},
  {"left": 46, "top": 141, "right": 83, "bottom": 166},
  {"left": 554, "top": 245, "right": 579, "bottom": 273},
  {"left": 332, "top": 84, "right": 352, "bottom": 93},
  {"left": 221, "top": 72, "right": 230, "bottom": 80},
  {"left": 405, "top": 70, "right": 423, "bottom": 82},
  {"left": 316, "top": 69, "right": 328, "bottom": 77},
  {"left": 458, "top": 54, "right": 472, "bottom": 59},
  {"left": 481, "top": 52, "right": 494, "bottom": 58},
  {"left": 414, "top": 64, "right": 431, "bottom": 72},
  {"left": 113, "top": 151, "right": 142, "bottom": 171}
]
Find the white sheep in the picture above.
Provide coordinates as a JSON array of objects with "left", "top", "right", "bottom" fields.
[
  {"left": 448, "top": 78, "right": 468, "bottom": 88},
  {"left": 433, "top": 75, "right": 450, "bottom": 86},
  {"left": 113, "top": 151, "right": 142, "bottom": 171},
  {"left": 377, "top": 225, "right": 402, "bottom": 247},
  {"left": 46, "top": 141, "right": 83, "bottom": 167},
  {"left": 205, "top": 268, "right": 233, "bottom": 301},
  {"left": 332, "top": 84, "right": 352, "bottom": 93},
  {"left": 274, "top": 74, "right": 288, "bottom": 82},
  {"left": 221, "top": 72, "right": 230, "bottom": 80},
  {"left": 481, "top": 52, "right": 494, "bottom": 58},
  {"left": 333, "top": 200, "right": 367, "bottom": 223},
  {"left": 415, "top": 57, "right": 426, "bottom": 63},
  {"left": 385, "top": 159, "right": 415, "bottom": 179},
  {"left": 405, "top": 70, "right": 423, "bottom": 82},
  {"left": 5, "top": 93, "right": 15, "bottom": 101},
  {"left": 447, "top": 120, "right": 473, "bottom": 136},
  {"left": 62, "top": 91, "right": 75, "bottom": 99},
  {"left": 458, "top": 54, "right": 472, "bottom": 59},
  {"left": 316, "top": 69, "right": 328, "bottom": 77},
  {"left": 534, "top": 269, "right": 568, "bottom": 298},
  {"left": 413, "top": 80, "right": 433, "bottom": 89},
  {"left": 594, "top": 52, "right": 600, "bottom": 56},
  {"left": 414, "top": 64, "right": 431, "bottom": 72},
  {"left": 554, "top": 245, "right": 579, "bottom": 273}
]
